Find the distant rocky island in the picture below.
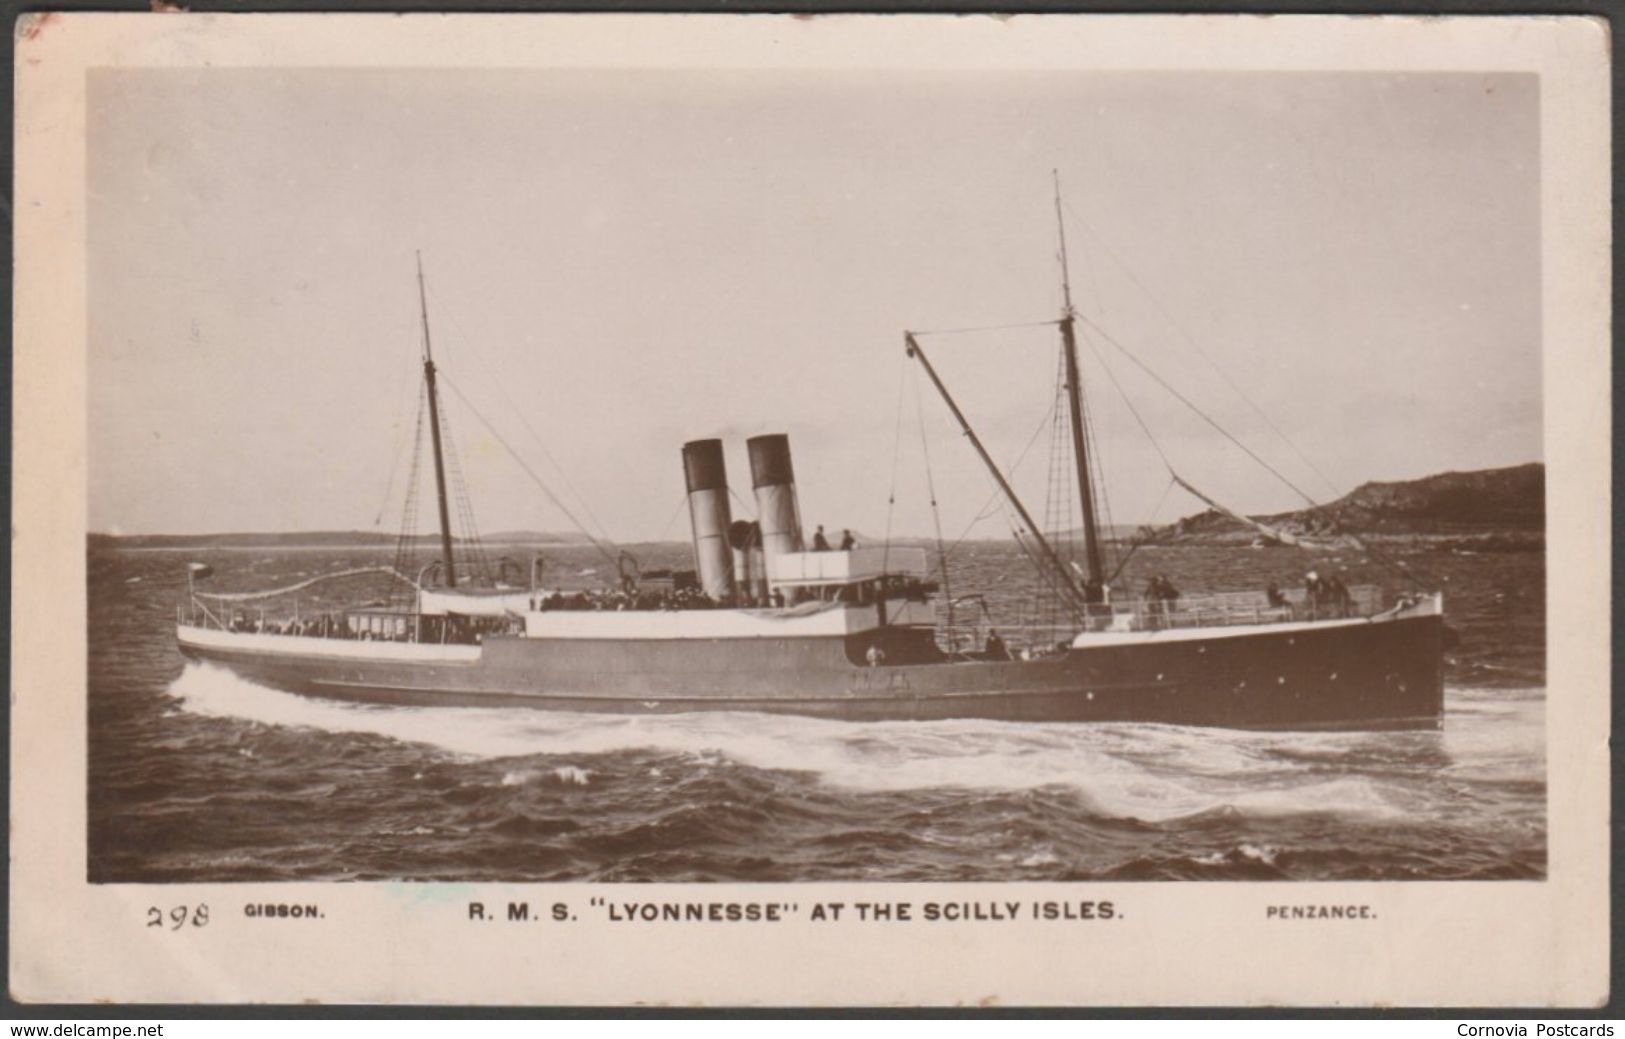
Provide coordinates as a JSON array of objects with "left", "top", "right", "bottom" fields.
[{"left": 1156, "top": 462, "right": 1543, "bottom": 552}]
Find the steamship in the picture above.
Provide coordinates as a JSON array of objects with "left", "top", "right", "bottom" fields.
[{"left": 176, "top": 208, "right": 1446, "bottom": 732}]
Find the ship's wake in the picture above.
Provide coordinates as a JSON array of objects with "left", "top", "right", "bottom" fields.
[{"left": 169, "top": 663, "right": 1544, "bottom": 826}]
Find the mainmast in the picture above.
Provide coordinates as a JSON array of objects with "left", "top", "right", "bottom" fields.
[
  {"left": 1053, "top": 171, "right": 1105, "bottom": 590},
  {"left": 417, "top": 252, "right": 458, "bottom": 589}
]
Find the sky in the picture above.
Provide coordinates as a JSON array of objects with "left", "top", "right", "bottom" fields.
[{"left": 87, "top": 68, "right": 1540, "bottom": 542}]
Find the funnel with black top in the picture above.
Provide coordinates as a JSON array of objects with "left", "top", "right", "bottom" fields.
[
  {"left": 682, "top": 438, "right": 735, "bottom": 601},
  {"left": 747, "top": 434, "right": 804, "bottom": 582}
]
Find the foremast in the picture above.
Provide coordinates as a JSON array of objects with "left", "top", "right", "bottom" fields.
[{"left": 417, "top": 252, "right": 458, "bottom": 589}]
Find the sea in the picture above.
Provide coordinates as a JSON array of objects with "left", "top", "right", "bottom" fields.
[{"left": 88, "top": 540, "right": 1545, "bottom": 883}]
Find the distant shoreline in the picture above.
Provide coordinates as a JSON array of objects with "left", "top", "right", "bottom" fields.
[
  {"left": 89, "top": 531, "right": 1542, "bottom": 554},
  {"left": 92, "top": 462, "right": 1543, "bottom": 554}
]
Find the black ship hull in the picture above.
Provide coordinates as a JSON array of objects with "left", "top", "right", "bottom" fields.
[{"left": 177, "top": 606, "right": 1444, "bottom": 732}]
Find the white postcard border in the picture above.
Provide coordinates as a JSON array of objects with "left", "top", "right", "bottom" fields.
[{"left": 11, "top": 13, "right": 1610, "bottom": 1007}]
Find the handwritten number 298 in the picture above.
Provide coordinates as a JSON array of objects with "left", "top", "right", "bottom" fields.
[{"left": 146, "top": 904, "right": 209, "bottom": 930}]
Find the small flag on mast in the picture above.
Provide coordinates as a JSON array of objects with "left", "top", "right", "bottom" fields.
[{"left": 187, "top": 562, "right": 214, "bottom": 579}]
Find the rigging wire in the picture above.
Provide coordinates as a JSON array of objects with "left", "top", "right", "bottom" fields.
[
  {"left": 371, "top": 338, "right": 423, "bottom": 530},
  {"left": 195, "top": 566, "right": 418, "bottom": 603},
  {"left": 1078, "top": 313, "right": 1326, "bottom": 511},
  {"left": 435, "top": 394, "right": 495, "bottom": 584},
  {"left": 1075, "top": 323, "right": 1175, "bottom": 475},
  {"left": 1038, "top": 341, "right": 1076, "bottom": 638},
  {"left": 727, "top": 486, "right": 757, "bottom": 521},
  {"left": 904, "top": 323, "right": 1062, "bottom": 550},
  {"left": 910, "top": 367, "right": 954, "bottom": 614},
  {"left": 905, "top": 318, "right": 1079, "bottom": 628},
  {"left": 1078, "top": 360, "right": 1120, "bottom": 583},
  {"left": 385, "top": 383, "right": 429, "bottom": 608},
  {"left": 909, "top": 319, "right": 1062, "bottom": 338},
  {"left": 1107, "top": 476, "right": 1177, "bottom": 586},
  {"left": 438, "top": 373, "right": 623, "bottom": 572},
  {"left": 905, "top": 290, "right": 1144, "bottom": 598},
  {"left": 881, "top": 352, "right": 910, "bottom": 577},
  {"left": 1062, "top": 197, "right": 1344, "bottom": 501},
  {"left": 1074, "top": 208, "right": 1106, "bottom": 323},
  {"left": 900, "top": 207, "right": 1429, "bottom": 600},
  {"left": 433, "top": 305, "right": 623, "bottom": 553},
  {"left": 1079, "top": 315, "right": 1428, "bottom": 589},
  {"left": 944, "top": 393, "right": 1058, "bottom": 558},
  {"left": 1007, "top": 523, "right": 1084, "bottom": 630},
  {"left": 654, "top": 493, "right": 690, "bottom": 544}
]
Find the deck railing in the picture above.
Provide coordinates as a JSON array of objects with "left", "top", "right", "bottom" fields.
[{"left": 934, "top": 584, "right": 1386, "bottom": 655}]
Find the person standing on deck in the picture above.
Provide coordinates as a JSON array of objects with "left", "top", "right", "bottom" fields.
[
  {"left": 1326, "top": 573, "right": 1353, "bottom": 618},
  {"left": 1305, "top": 570, "right": 1326, "bottom": 618},
  {"left": 1267, "top": 582, "right": 1288, "bottom": 609},
  {"left": 840, "top": 529, "right": 856, "bottom": 551},
  {"left": 812, "top": 525, "right": 831, "bottom": 551},
  {"left": 1144, "top": 575, "right": 1178, "bottom": 629},
  {"left": 1156, "top": 575, "right": 1180, "bottom": 618},
  {"left": 985, "top": 631, "right": 1010, "bottom": 661}
]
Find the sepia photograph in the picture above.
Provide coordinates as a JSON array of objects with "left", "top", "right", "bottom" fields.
[
  {"left": 14, "top": 13, "right": 1610, "bottom": 1006},
  {"left": 88, "top": 62, "right": 1543, "bottom": 885}
]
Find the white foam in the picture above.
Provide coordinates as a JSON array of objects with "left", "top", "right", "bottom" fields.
[
  {"left": 1226, "top": 777, "right": 1405, "bottom": 821},
  {"left": 1237, "top": 843, "right": 1280, "bottom": 866},
  {"left": 169, "top": 664, "right": 1542, "bottom": 822},
  {"left": 496, "top": 766, "right": 592, "bottom": 787},
  {"left": 552, "top": 766, "right": 591, "bottom": 786}
]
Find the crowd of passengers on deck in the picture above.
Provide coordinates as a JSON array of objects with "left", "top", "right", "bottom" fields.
[
  {"left": 215, "top": 560, "right": 1364, "bottom": 647},
  {"left": 225, "top": 612, "right": 514, "bottom": 644},
  {"left": 228, "top": 614, "right": 346, "bottom": 637},
  {"left": 529, "top": 586, "right": 782, "bottom": 612},
  {"left": 218, "top": 573, "right": 934, "bottom": 641},
  {"left": 530, "top": 577, "right": 926, "bottom": 612}
]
